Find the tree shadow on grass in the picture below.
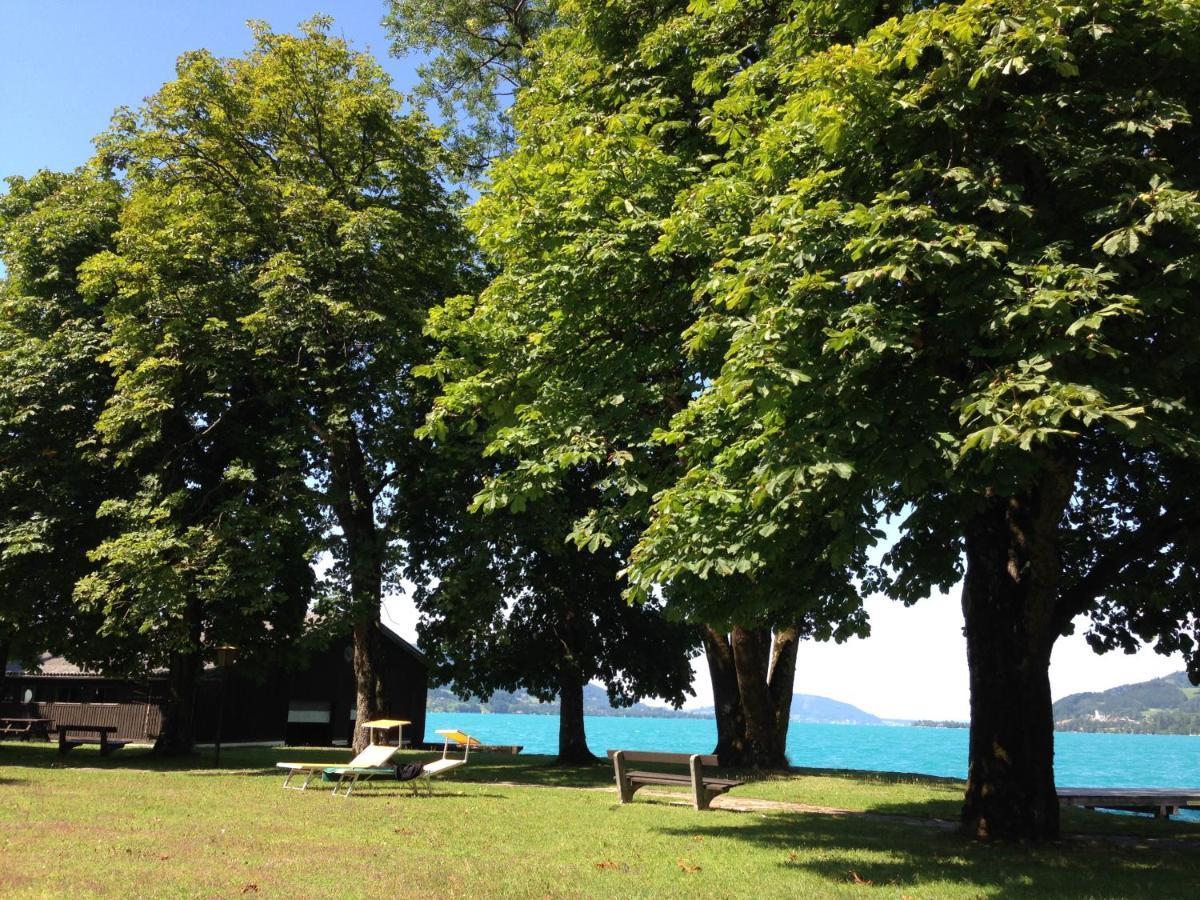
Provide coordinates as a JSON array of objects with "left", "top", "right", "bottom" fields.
[
  {"left": 453, "top": 756, "right": 613, "bottom": 789},
  {"left": 656, "top": 809, "right": 1197, "bottom": 898},
  {"left": 860, "top": 796, "right": 1200, "bottom": 843}
]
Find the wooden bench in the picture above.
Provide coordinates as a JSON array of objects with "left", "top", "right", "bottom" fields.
[
  {"left": 608, "top": 750, "right": 743, "bottom": 811},
  {"left": 58, "top": 724, "right": 130, "bottom": 756},
  {"left": 1059, "top": 788, "right": 1200, "bottom": 820}
]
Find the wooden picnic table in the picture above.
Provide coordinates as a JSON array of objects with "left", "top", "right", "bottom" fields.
[
  {"left": 0, "top": 717, "right": 53, "bottom": 741},
  {"left": 57, "top": 724, "right": 129, "bottom": 756}
]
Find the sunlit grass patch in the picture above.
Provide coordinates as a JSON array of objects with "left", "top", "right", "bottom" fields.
[{"left": 2, "top": 741, "right": 1197, "bottom": 897}]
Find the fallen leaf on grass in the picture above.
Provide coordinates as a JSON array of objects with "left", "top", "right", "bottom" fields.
[
  {"left": 394, "top": 827, "right": 415, "bottom": 836},
  {"left": 241, "top": 885, "right": 259, "bottom": 894},
  {"left": 690, "top": 836, "right": 704, "bottom": 843},
  {"left": 158, "top": 854, "right": 170, "bottom": 861},
  {"left": 787, "top": 851, "right": 798, "bottom": 863},
  {"left": 595, "top": 860, "right": 620, "bottom": 870},
  {"left": 849, "top": 870, "right": 873, "bottom": 886},
  {"left": 676, "top": 858, "right": 702, "bottom": 874}
]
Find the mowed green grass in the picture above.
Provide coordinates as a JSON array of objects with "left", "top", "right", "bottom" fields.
[{"left": 1, "top": 742, "right": 1197, "bottom": 898}]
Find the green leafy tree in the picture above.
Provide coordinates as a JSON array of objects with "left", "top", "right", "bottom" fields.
[
  {"left": 628, "top": 0, "right": 1200, "bottom": 840},
  {"left": 76, "top": 134, "right": 319, "bottom": 753},
  {"left": 419, "top": 0, "right": 874, "bottom": 768},
  {"left": 403, "top": 435, "right": 697, "bottom": 762},
  {"left": 385, "top": 0, "right": 555, "bottom": 175},
  {"left": 83, "top": 18, "right": 471, "bottom": 752},
  {"left": 0, "top": 168, "right": 126, "bottom": 687}
]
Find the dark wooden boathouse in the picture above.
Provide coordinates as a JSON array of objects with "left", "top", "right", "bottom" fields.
[{"left": 0, "top": 622, "right": 427, "bottom": 746}]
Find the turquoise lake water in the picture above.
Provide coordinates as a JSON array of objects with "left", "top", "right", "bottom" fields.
[{"left": 425, "top": 711, "right": 1200, "bottom": 789}]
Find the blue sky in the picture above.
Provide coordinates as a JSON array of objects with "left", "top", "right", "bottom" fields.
[
  {"left": 2, "top": 1, "right": 1186, "bottom": 720},
  {"left": 0, "top": 1, "right": 418, "bottom": 181}
]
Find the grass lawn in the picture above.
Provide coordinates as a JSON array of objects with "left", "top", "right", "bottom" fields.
[{"left": 1, "top": 741, "right": 1197, "bottom": 898}]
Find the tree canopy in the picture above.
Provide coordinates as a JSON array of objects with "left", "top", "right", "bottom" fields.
[
  {"left": 73, "top": 17, "right": 471, "bottom": 751},
  {"left": 0, "top": 168, "right": 126, "bottom": 678},
  {"left": 385, "top": 0, "right": 555, "bottom": 175},
  {"left": 423, "top": 0, "right": 1200, "bottom": 836},
  {"left": 634, "top": 0, "right": 1200, "bottom": 839},
  {"left": 403, "top": 431, "right": 698, "bottom": 761},
  {"left": 418, "top": 0, "right": 879, "bottom": 767}
]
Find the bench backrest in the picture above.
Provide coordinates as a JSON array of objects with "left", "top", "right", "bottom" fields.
[{"left": 607, "top": 749, "right": 719, "bottom": 768}]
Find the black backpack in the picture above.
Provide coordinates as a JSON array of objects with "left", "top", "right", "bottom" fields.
[{"left": 395, "top": 762, "right": 424, "bottom": 782}]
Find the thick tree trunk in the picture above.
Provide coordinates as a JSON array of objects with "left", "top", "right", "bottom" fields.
[
  {"left": 703, "top": 626, "right": 747, "bottom": 764},
  {"left": 704, "top": 625, "right": 797, "bottom": 769},
  {"left": 556, "top": 666, "right": 595, "bottom": 764},
  {"left": 345, "top": 501, "right": 388, "bottom": 752},
  {"left": 960, "top": 475, "right": 1071, "bottom": 841},
  {"left": 767, "top": 625, "right": 800, "bottom": 752},
  {"left": 154, "top": 597, "right": 203, "bottom": 756},
  {"left": 731, "top": 626, "right": 790, "bottom": 768},
  {"left": 330, "top": 433, "right": 395, "bottom": 754},
  {"left": 351, "top": 618, "right": 390, "bottom": 752}
]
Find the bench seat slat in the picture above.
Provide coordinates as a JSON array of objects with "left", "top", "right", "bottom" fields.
[
  {"left": 629, "top": 774, "right": 742, "bottom": 789},
  {"left": 628, "top": 772, "right": 692, "bottom": 784}
]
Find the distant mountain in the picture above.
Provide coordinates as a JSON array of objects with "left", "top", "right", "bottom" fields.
[
  {"left": 427, "top": 685, "right": 881, "bottom": 724},
  {"left": 789, "top": 694, "right": 883, "bottom": 724},
  {"left": 1054, "top": 672, "right": 1200, "bottom": 735},
  {"left": 690, "top": 693, "right": 882, "bottom": 725},
  {"left": 427, "top": 683, "right": 696, "bottom": 719}
]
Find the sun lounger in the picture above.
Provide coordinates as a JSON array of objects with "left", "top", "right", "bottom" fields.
[
  {"left": 434, "top": 729, "right": 522, "bottom": 755},
  {"left": 276, "top": 743, "right": 398, "bottom": 795},
  {"left": 413, "top": 729, "right": 474, "bottom": 795}
]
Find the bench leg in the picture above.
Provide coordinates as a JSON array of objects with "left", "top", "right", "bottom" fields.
[
  {"left": 613, "top": 751, "right": 634, "bottom": 804},
  {"left": 59, "top": 732, "right": 70, "bottom": 754},
  {"left": 689, "top": 755, "right": 709, "bottom": 811}
]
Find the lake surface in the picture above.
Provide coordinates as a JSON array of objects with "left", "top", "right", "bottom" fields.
[{"left": 425, "top": 711, "right": 1200, "bottom": 789}]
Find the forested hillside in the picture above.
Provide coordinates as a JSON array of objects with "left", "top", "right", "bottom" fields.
[{"left": 1054, "top": 673, "right": 1200, "bottom": 735}]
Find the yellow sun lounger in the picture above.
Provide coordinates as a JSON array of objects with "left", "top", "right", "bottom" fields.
[
  {"left": 276, "top": 742, "right": 399, "bottom": 795},
  {"left": 413, "top": 729, "right": 475, "bottom": 795}
]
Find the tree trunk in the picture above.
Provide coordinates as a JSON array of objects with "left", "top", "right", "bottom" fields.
[
  {"left": 960, "top": 476, "right": 1071, "bottom": 841},
  {"left": 704, "top": 625, "right": 796, "bottom": 768},
  {"left": 345, "top": 479, "right": 388, "bottom": 753},
  {"left": 332, "top": 438, "right": 393, "bottom": 754},
  {"left": 703, "top": 626, "right": 747, "bottom": 764},
  {"left": 767, "top": 625, "right": 800, "bottom": 752},
  {"left": 556, "top": 666, "right": 595, "bottom": 764},
  {"left": 154, "top": 597, "right": 202, "bottom": 756},
  {"left": 731, "top": 626, "right": 790, "bottom": 768},
  {"left": 351, "top": 618, "right": 390, "bottom": 752}
]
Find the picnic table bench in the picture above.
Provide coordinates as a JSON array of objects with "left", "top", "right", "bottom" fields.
[
  {"left": 58, "top": 724, "right": 129, "bottom": 756},
  {"left": 0, "top": 717, "right": 53, "bottom": 741},
  {"left": 608, "top": 750, "right": 743, "bottom": 811}
]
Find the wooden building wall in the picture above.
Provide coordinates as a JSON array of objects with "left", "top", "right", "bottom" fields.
[{"left": 1, "top": 624, "right": 428, "bottom": 746}]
